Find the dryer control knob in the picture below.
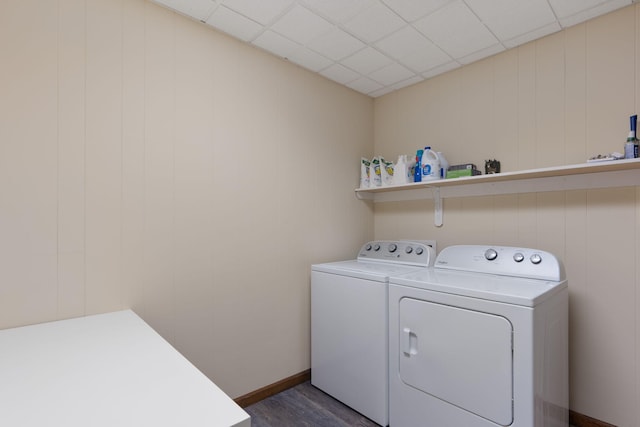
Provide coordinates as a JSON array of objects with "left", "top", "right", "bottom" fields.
[
  {"left": 485, "top": 249, "right": 498, "bottom": 261},
  {"left": 405, "top": 246, "right": 413, "bottom": 254},
  {"left": 388, "top": 244, "right": 397, "bottom": 253},
  {"left": 415, "top": 247, "right": 424, "bottom": 255},
  {"left": 530, "top": 254, "right": 542, "bottom": 264},
  {"left": 373, "top": 244, "right": 381, "bottom": 251},
  {"left": 365, "top": 244, "right": 372, "bottom": 251},
  {"left": 513, "top": 252, "right": 525, "bottom": 263}
]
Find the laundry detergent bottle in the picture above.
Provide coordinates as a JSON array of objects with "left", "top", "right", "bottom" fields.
[
  {"left": 437, "top": 151, "right": 449, "bottom": 179},
  {"left": 414, "top": 149, "right": 423, "bottom": 182},
  {"left": 422, "top": 147, "right": 441, "bottom": 181}
]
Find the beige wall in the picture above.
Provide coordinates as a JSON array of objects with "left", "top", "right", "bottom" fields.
[
  {"left": 0, "top": 0, "right": 373, "bottom": 398},
  {"left": 4, "top": 0, "right": 639, "bottom": 423},
  {"left": 374, "top": 5, "right": 640, "bottom": 427}
]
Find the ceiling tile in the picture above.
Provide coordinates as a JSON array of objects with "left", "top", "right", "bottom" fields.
[
  {"left": 422, "top": 61, "right": 460, "bottom": 79},
  {"left": 414, "top": 0, "right": 498, "bottom": 59},
  {"left": 548, "top": 0, "right": 621, "bottom": 19},
  {"left": 556, "top": 0, "right": 632, "bottom": 27},
  {"left": 341, "top": 47, "right": 394, "bottom": 75},
  {"left": 302, "top": 0, "right": 374, "bottom": 23},
  {"left": 367, "top": 75, "right": 424, "bottom": 96},
  {"left": 153, "top": 0, "right": 635, "bottom": 97},
  {"left": 465, "top": 0, "right": 556, "bottom": 41},
  {"left": 221, "top": 0, "right": 294, "bottom": 25},
  {"left": 307, "top": 27, "right": 366, "bottom": 61},
  {"left": 152, "top": 0, "right": 216, "bottom": 20},
  {"left": 320, "top": 64, "right": 361, "bottom": 84},
  {"left": 376, "top": 26, "right": 451, "bottom": 73},
  {"left": 502, "top": 22, "right": 561, "bottom": 48},
  {"left": 342, "top": 2, "right": 406, "bottom": 43},
  {"left": 206, "top": 6, "right": 263, "bottom": 41},
  {"left": 346, "top": 77, "right": 384, "bottom": 94},
  {"left": 271, "top": 4, "right": 334, "bottom": 45},
  {"left": 252, "top": 30, "right": 301, "bottom": 59},
  {"left": 368, "top": 86, "right": 396, "bottom": 97},
  {"left": 393, "top": 75, "right": 424, "bottom": 90},
  {"left": 286, "top": 47, "right": 333, "bottom": 72},
  {"left": 369, "top": 62, "right": 415, "bottom": 86},
  {"left": 380, "top": 0, "right": 450, "bottom": 22},
  {"left": 458, "top": 43, "right": 505, "bottom": 65}
]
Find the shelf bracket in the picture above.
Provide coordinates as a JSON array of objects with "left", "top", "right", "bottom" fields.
[{"left": 432, "top": 187, "right": 443, "bottom": 227}]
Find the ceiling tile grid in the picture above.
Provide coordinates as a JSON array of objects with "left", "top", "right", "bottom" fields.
[{"left": 152, "top": 0, "right": 634, "bottom": 97}]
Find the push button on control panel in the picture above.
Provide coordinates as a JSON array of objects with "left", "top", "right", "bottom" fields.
[
  {"left": 484, "top": 249, "right": 498, "bottom": 261},
  {"left": 530, "top": 254, "right": 542, "bottom": 264}
]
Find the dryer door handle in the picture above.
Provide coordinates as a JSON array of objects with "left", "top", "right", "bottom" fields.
[{"left": 402, "top": 327, "right": 418, "bottom": 356}]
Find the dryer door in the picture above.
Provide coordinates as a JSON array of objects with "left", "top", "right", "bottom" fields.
[{"left": 398, "top": 298, "right": 513, "bottom": 426}]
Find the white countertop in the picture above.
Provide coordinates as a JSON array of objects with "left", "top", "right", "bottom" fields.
[{"left": 0, "top": 310, "right": 250, "bottom": 427}]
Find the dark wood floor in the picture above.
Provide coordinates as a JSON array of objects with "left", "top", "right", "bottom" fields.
[
  {"left": 245, "top": 381, "right": 379, "bottom": 427},
  {"left": 245, "top": 380, "right": 579, "bottom": 427}
]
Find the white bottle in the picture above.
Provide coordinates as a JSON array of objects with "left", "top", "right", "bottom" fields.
[
  {"left": 422, "top": 147, "right": 441, "bottom": 181},
  {"left": 380, "top": 158, "right": 394, "bottom": 187},
  {"left": 437, "top": 152, "right": 449, "bottom": 179},
  {"left": 393, "top": 155, "right": 408, "bottom": 185},
  {"left": 360, "top": 158, "right": 370, "bottom": 188}
]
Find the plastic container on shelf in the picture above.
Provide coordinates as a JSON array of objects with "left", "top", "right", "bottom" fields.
[{"left": 422, "top": 147, "right": 441, "bottom": 181}]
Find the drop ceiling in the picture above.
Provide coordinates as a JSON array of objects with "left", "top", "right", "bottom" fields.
[{"left": 152, "top": 0, "right": 634, "bottom": 97}]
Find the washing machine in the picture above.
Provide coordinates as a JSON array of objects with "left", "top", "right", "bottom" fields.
[
  {"left": 311, "top": 240, "right": 436, "bottom": 426},
  {"left": 388, "top": 245, "right": 568, "bottom": 427}
]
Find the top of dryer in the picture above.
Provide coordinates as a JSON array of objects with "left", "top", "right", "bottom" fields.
[
  {"left": 434, "top": 245, "right": 565, "bottom": 282},
  {"left": 357, "top": 240, "right": 436, "bottom": 267}
]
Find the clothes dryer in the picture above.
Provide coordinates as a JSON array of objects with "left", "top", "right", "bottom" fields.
[
  {"left": 311, "top": 240, "right": 435, "bottom": 426},
  {"left": 388, "top": 245, "right": 568, "bottom": 427}
]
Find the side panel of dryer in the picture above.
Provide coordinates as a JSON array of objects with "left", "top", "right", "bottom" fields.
[
  {"left": 311, "top": 271, "right": 388, "bottom": 426},
  {"left": 532, "top": 287, "right": 569, "bottom": 427}
]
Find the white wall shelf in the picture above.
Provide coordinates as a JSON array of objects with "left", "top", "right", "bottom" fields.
[{"left": 355, "top": 158, "right": 640, "bottom": 226}]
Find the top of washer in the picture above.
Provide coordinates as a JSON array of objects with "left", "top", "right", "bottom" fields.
[
  {"left": 434, "top": 245, "right": 565, "bottom": 282},
  {"left": 357, "top": 240, "right": 436, "bottom": 267}
]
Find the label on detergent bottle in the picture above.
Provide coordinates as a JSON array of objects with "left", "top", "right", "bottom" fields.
[
  {"left": 414, "top": 150, "right": 423, "bottom": 183},
  {"left": 371, "top": 157, "right": 382, "bottom": 187}
]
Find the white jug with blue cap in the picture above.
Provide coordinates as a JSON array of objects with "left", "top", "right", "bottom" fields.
[{"left": 422, "top": 147, "right": 441, "bottom": 181}]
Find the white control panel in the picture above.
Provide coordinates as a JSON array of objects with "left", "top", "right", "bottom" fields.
[
  {"left": 357, "top": 240, "right": 436, "bottom": 267},
  {"left": 434, "top": 245, "right": 565, "bottom": 281}
]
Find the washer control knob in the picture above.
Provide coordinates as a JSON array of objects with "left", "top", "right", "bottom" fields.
[
  {"left": 365, "top": 244, "right": 372, "bottom": 251},
  {"left": 388, "top": 243, "right": 397, "bottom": 253},
  {"left": 530, "top": 254, "right": 542, "bottom": 264},
  {"left": 415, "top": 247, "right": 424, "bottom": 255},
  {"left": 405, "top": 246, "right": 413, "bottom": 254},
  {"left": 373, "top": 244, "right": 381, "bottom": 251},
  {"left": 513, "top": 252, "right": 525, "bottom": 263},
  {"left": 485, "top": 249, "right": 498, "bottom": 261}
]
